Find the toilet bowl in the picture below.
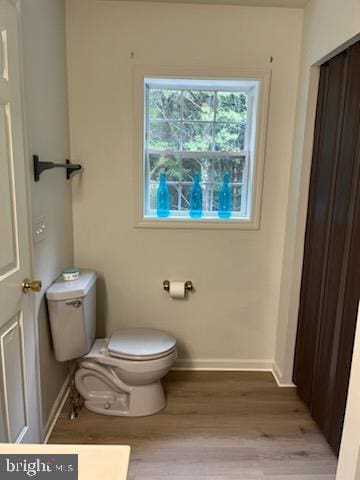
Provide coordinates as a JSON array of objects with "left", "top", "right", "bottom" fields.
[
  {"left": 75, "top": 331, "right": 177, "bottom": 416},
  {"left": 46, "top": 271, "right": 177, "bottom": 417}
]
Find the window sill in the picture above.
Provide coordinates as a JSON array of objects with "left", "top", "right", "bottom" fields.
[{"left": 135, "top": 217, "right": 260, "bottom": 230}]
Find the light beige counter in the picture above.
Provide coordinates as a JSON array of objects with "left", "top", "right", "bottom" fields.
[{"left": 0, "top": 444, "right": 130, "bottom": 480}]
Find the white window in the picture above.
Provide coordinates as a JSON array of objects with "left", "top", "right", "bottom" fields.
[{"left": 134, "top": 68, "right": 269, "bottom": 229}]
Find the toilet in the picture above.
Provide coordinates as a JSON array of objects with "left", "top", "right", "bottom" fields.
[{"left": 46, "top": 270, "right": 177, "bottom": 416}]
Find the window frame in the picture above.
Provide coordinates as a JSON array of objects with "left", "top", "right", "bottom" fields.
[{"left": 133, "top": 66, "right": 270, "bottom": 230}]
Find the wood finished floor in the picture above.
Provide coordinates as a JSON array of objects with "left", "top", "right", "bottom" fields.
[{"left": 49, "top": 371, "right": 337, "bottom": 479}]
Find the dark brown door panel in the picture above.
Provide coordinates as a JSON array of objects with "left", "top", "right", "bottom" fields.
[{"left": 293, "top": 42, "right": 360, "bottom": 455}]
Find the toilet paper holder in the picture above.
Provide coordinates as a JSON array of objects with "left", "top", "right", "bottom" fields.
[{"left": 163, "top": 280, "right": 193, "bottom": 292}]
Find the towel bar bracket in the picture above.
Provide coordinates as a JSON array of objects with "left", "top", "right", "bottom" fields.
[{"left": 33, "top": 155, "right": 82, "bottom": 182}]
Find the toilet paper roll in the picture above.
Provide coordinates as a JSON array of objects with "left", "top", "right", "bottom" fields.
[{"left": 169, "top": 281, "right": 186, "bottom": 299}]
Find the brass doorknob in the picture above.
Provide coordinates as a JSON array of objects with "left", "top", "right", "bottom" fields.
[{"left": 22, "top": 278, "right": 42, "bottom": 293}]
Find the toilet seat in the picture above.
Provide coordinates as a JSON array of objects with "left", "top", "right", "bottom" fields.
[{"left": 107, "top": 328, "right": 176, "bottom": 361}]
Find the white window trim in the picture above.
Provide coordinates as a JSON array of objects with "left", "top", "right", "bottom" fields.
[{"left": 133, "top": 65, "right": 271, "bottom": 230}]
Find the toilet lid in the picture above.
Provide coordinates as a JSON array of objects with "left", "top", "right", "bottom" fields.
[{"left": 108, "top": 328, "right": 176, "bottom": 360}]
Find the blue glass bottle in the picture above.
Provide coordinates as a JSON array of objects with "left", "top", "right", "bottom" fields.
[
  {"left": 190, "top": 173, "right": 203, "bottom": 218},
  {"left": 218, "top": 173, "right": 232, "bottom": 219},
  {"left": 157, "top": 172, "right": 170, "bottom": 218}
]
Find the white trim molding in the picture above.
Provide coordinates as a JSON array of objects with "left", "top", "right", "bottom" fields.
[
  {"left": 133, "top": 65, "right": 271, "bottom": 230},
  {"left": 272, "top": 360, "right": 295, "bottom": 387},
  {"left": 174, "top": 358, "right": 273, "bottom": 371},
  {"left": 173, "top": 358, "right": 295, "bottom": 388}
]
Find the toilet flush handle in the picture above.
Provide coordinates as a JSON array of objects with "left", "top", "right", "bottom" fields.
[{"left": 66, "top": 300, "right": 82, "bottom": 308}]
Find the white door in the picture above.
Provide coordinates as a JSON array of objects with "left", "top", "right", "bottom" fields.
[{"left": 0, "top": 0, "right": 41, "bottom": 443}]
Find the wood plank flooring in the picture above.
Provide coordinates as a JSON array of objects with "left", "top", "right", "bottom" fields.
[{"left": 49, "top": 371, "right": 337, "bottom": 479}]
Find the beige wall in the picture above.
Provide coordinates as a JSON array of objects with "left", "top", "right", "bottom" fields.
[
  {"left": 275, "top": 0, "right": 360, "bottom": 383},
  {"left": 21, "top": 0, "right": 73, "bottom": 438},
  {"left": 66, "top": 0, "right": 302, "bottom": 368}
]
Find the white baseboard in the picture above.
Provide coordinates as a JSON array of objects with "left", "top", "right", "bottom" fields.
[
  {"left": 173, "top": 358, "right": 296, "bottom": 387},
  {"left": 174, "top": 358, "right": 274, "bottom": 371},
  {"left": 43, "top": 374, "right": 70, "bottom": 444},
  {"left": 272, "top": 361, "right": 295, "bottom": 387}
]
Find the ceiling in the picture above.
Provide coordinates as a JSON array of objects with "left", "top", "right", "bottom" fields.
[{"left": 108, "top": 0, "right": 308, "bottom": 8}]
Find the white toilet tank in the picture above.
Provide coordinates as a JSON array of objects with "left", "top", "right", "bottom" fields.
[{"left": 46, "top": 270, "right": 97, "bottom": 362}]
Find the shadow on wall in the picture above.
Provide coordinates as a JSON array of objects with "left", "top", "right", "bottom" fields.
[
  {"left": 43, "top": 299, "right": 55, "bottom": 351},
  {"left": 96, "top": 274, "right": 108, "bottom": 338},
  {"left": 37, "top": 297, "right": 68, "bottom": 427},
  {"left": 174, "top": 339, "right": 191, "bottom": 362}
]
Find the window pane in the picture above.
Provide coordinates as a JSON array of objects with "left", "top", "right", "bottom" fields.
[
  {"left": 183, "top": 90, "right": 215, "bottom": 121},
  {"left": 202, "top": 184, "right": 213, "bottom": 212},
  {"left": 169, "top": 183, "right": 180, "bottom": 210},
  {"left": 181, "top": 157, "right": 202, "bottom": 182},
  {"left": 214, "top": 122, "right": 246, "bottom": 151},
  {"left": 149, "top": 182, "right": 180, "bottom": 212},
  {"left": 216, "top": 91, "right": 247, "bottom": 122},
  {"left": 180, "top": 184, "right": 191, "bottom": 211},
  {"left": 144, "top": 78, "right": 258, "bottom": 220},
  {"left": 150, "top": 178, "right": 243, "bottom": 214},
  {"left": 148, "top": 89, "right": 181, "bottom": 120},
  {"left": 212, "top": 184, "right": 242, "bottom": 213},
  {"left": 212, "top": 184, "right": 220, "bottom": 213},
  {"left": 182, "top": 157, "right": 212, "bottom": 183},
  {"left": 213, "top": 157, "right": 245, "bottom": 183},
  {"left": 149, "top": 154, "right": 181, "bottom": 181},
  {"left": 180, "top": 183, "right": 213, "bottom": 212},
  {"left": 232, "top": 185, "right": 243, "bottom": 212},
  {"left": 149, "top": 183, "right": 157, "bottom": 211},
  {"left": 149, "top": 120, "right": 181, "bottom": 151},
  {"left": 182, "top": 123, "right": 213, "bottom": 151}
]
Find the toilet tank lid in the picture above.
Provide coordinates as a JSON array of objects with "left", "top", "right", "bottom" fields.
[{"left": 46, "top": 270, "right": 97, "bottom": 301}]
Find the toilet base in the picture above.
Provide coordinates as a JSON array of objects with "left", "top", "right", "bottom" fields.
[
  {"left": 81, "top": 380, "right": 166, "bottom": 417},
  {"left": 74, "top": 338, "right": 175, "bottom": 416}
]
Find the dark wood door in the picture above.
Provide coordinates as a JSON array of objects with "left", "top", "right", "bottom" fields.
[{"left": 293, "top": 42, "right": 360, "bottom": 455}]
